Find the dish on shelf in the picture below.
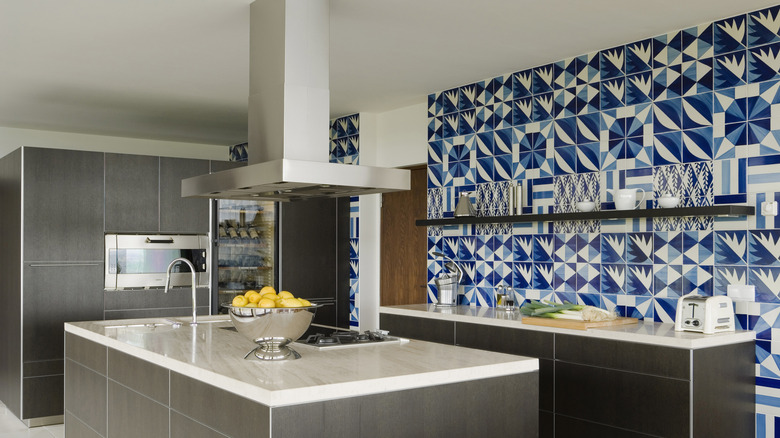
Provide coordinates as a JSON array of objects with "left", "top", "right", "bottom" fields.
[
  {"left": 575, "top": 200, "right": 596, "bottom": 212},
  {"left": 658, "top": 194, "right": 680, "bottom": 208}
]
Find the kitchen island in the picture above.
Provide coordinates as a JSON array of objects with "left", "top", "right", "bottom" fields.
[
  {"left": 64, "top": 315, "right": 539, "bottom": 438},
  {"left": 380, "top": 304, "right": 756, "bottom": 438}
]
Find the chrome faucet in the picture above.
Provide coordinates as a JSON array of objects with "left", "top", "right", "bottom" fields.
[{"left": 164, "top": 257, "right": 198, "bottom": 326}]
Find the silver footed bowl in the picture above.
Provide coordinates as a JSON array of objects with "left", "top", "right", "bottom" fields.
[{"left": 223, "top": 304, "right": 320, "bottom": 361}]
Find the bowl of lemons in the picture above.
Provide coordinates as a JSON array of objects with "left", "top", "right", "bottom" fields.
[{"left": 224, "top": 286, "right": 319, "bottom": 361}]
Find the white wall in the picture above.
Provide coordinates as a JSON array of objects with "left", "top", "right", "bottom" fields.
[
  {"left": 375, "top": 101, "right": 427, "bottom": 168},
  {"left": 0, "top": 126, "right": 228, "bottom": 160},
  {"left": 358, "top": 100, "right": 427, "bottom": 330}
]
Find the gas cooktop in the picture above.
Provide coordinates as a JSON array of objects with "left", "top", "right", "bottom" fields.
[{"left": 296, "top": 325, "right": 407, "bottom": 349}]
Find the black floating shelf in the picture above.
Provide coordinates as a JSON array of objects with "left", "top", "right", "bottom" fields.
[{"left": 415, "top": 205, "right": 755, "bottom": 227}]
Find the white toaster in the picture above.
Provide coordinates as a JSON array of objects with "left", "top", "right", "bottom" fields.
[{"left": 674, "top": 294, "right": 735, "bottom": 334}]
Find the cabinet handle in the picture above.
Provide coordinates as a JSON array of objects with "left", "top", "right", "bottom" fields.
[
  {"left": 146, "top": 237, "right": 174, "bottom": 244},
  {"left": 29, "top": 263, "right": 101, "bottom": 267}
]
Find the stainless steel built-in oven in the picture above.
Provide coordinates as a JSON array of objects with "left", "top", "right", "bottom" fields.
[{"left": 104, "top": 234, "right": 209, "bottom": 290}]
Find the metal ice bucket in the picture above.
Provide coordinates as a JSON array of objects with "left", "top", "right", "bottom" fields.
[
  {"left": 431, "top": 251, "right": 463, "bottom": 307},
  {"left": 434, "top": 274, "right": 460, "bottom": 306}
]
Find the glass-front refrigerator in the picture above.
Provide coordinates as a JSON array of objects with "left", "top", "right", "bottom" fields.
[{"left": 212, "top": 199, "right": 276, "bottom": 312}]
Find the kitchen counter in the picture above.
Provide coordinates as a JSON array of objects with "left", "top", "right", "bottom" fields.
[
  {"left": 379, "top": 304, "right": 756, "bottom": 438},
  {"left": 64, "top": 315, "right": 540, "bottom": 437},
  {"left": 380, "top": 303, "right": 755, "bottom": 348}
]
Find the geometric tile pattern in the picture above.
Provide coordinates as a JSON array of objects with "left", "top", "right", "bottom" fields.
[
  {"left": 330, "top": 114, "right": 360, "bottom": 327},
  {"left": 425, "top": 7, "right": 780, "bottom": 433}
]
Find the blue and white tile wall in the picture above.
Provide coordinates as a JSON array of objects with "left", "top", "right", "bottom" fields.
[
  {"left": 330, "top": 114, "right": 361, "bottom": 328},
  {"left": 426, "top": 5, "right": 780, "bottom": 435},
  {"left": 228, "top": 142, "right": 248, "bottom": 162}
]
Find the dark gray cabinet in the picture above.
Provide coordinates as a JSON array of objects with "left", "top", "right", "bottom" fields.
[
  {"left": 379, "top": 313, "right": 455, "bottom": 344},
  {"left": 105, "top": 153, "right": 209, "bottom": 234},
  {"left": 160, "top": 157, "right": 209, "bottom": 233},
  {"left": 1, "top": 147, "right": 216, "bottom": 425},
  {"left": 23, "top": 148, "right": 104, "bottom": 262},
  {"left": 66, "top": 333, "right": 538, "bottom": 438},
  {"left": 105, "top": 153, "right": 159, "bottom": 232},
  {"left": 21, "top": 263, "right": 104, "bottom": 419},
  {"left": 379, "top": 312, "right": 755, "bottom": 438}
]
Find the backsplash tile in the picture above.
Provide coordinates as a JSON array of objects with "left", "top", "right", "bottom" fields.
[
  {"left": 423, "top": 5, "right": 780, "bottom": 433},
  {"left": 330, "top": 114, "right": 360, "bottom": 327}
]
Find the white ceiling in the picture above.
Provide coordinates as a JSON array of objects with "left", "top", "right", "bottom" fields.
[{"left": 1, "top": 0, "right": 776, "bottom": 146}]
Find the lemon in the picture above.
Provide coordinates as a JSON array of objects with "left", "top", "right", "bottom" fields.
[
  {"left": 298, "top": 298, "right": 312, "bottom": 306},
  {"left": 247, "top": 292, "right": 262, "bottom": 304},
  {"left": 278, "top": 291, "right": 294, "bottom": 299},
  {"left": 244, "top": 289, "right": 258, "bottom": 297},
  {"left": 232, "top": 295, "right": 248, "bottom": 307},
  {"left": 259, "top": 297, "right": 276, "bottom": 308},
  {"left": 245, "top": 302, "right": 258, "bottom": 308},
  {"left": 279, "top": 298, "right": 303, "bottom": 308},
  {"left": 260, "top": 286, "right": 277, "bottom": 295}
]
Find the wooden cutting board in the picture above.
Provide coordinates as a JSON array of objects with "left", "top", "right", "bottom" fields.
[{"left": 521, "top": 316, "right": 639, "bottom": 330}]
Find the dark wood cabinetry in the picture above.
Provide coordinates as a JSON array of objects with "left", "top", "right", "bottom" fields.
[
  {"left": 160, "top": 157, "right": 209, "bottom": 233},
  {"left": 379, "top": 313, "right": 455, "bottom": 344},
  {"left": 1, "top": 147, "right": 216, "bottom": 425},
  {"left": 23, "top": 148, "right": 104, "bottom": 262},
  {"left": 105, "top": 153, "right": 159, "bottom": 232},
  {"left": 105, "top": 153, "right": 209, "bottom": 234},
  {"left": 380, "top": 311, "right": 755, "bottom": 438}
]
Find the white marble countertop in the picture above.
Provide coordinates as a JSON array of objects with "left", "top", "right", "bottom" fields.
[
  {"left": 380, "top": 304, "right": 755, "bottom": 349},
  {"left": 64, "top": 315, "right": 538, "bottom": 407}
]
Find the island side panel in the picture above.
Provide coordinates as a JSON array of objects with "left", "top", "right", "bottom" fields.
[
  {"left": 64, "top": 335, "right": 108, "bottom": 437},
  {"left": 692, "top": 341, "right": 755, "bottom": 437},
  {"left": 169, "top": 371, "right": 271, "bottom": 438},
  {"left": 270, "top": 373, "right": 539, "bottom": 438}
]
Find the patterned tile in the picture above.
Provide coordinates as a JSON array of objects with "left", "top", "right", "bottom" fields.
[
  {"left": 533, "top": 262, "right": 554, "bottom": 290},
  {"left": 576, "top": 83, "right": 599, "bottom": 114},
  {"left": 652, "top": 65, "right": 683, "bottom": 100},
  {"left": 627, "top": 232, "right": 654, "bottom": 264},
  {"left": 653, "top": 31, "right": 683, "bottom": 68},
  {"left": 682, "top": 23, "right": 714, "bottom": 61},
  {"left": 626, "top": 72, "right": 653, "bottom": 105},
  {"left": 653, "top": 297, "right": 679, "bottom": 322},
  {"left": 751, "top": 267, "right": 780, "bottom": 302},
  {"left": 714, "top": 15, "right": 747, "bottom": 55},
  {"left": 626, "top": 264, "right": 653, "bottom": 295},
  {"left": 600, "top": 78, "right": 625, "bottom": 110},
  {"left": 714, "top": 51, "right": 747, "bottom": 89},
  {"left": 601, "top": 264, "right": 625, "bottom": 293},
  {"left": 654, "top": 264, "right": 684, "bottom": 297},
  {"left": 626, "top": 39, "right": 653, "bottom": 74},
  {"left": 750, "top": 230, "right": 780, "bottom": 266},
  {"left": 554, "top": 58, "right": 577, "bottom": 90},
  {"left": 714, "top": 265, "right": 748, "bottom": 292},
  {"left": 748, "top": 42, "right": 780, "bottom": 83},
  {"left": 513, "top": 70, "right": 534, "bottom": 99}
]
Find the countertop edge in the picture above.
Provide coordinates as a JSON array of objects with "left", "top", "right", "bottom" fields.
[
  {"left": 64, "top": 322, "right": 539, "bottom": 407},
  {"left": 379, "top": 305, "right": 755, "bottom": 349}
]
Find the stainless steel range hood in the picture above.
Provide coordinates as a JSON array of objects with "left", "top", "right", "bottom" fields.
[{"left": 182, "top": 0, "right": 409, "bottom": 201}]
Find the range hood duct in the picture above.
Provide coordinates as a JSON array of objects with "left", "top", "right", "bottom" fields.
[{"left": 182, "top": 0, "right": 410, "bottom": 201}]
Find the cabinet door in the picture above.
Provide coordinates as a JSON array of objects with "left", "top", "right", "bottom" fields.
[
  {"left": 379, "top": 314, "right": 455, "bottom": 344},
  {"left": 455, "top": 322, "right": 554, "bottom": 414},
  {"left": 22, "top": 263, "right": 105, "bottom": 363},
  {"left": 160, "top": 157, "right": 210, "bottom": 233},
  {"left": 105, "top": 153, "right": 159, "bottom": 232},
  {"left": 23, "top": 148, "right": 104, "bottom": 261}
]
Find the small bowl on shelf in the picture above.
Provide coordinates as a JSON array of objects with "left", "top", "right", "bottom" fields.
[
  {"left": 658, "top": 194, "right": 680, "bottom": 209},
  {"left": 575, "top": 200, "right": 596, "bottom": 212}
]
